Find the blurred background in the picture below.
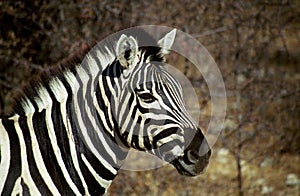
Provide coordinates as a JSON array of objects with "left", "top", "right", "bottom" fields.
[{"left": 0, "top": 0, "right": 299, "bottom": 195}]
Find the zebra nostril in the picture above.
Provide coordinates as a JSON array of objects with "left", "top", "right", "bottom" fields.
[{"left": 187, "top": 150, "right": 199, "bottom": 163}]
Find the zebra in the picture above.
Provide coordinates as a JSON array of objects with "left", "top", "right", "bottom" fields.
[{"left": 0, "top": 28, "right": 211, "bottom": 195}]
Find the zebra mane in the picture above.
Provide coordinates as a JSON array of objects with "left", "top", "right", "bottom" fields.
[
  {"left": 10, "top": 28, "right": 166, "bottom": 116},
  {"left": 9, "top": 43, "right": 90, "bottom": 115}
]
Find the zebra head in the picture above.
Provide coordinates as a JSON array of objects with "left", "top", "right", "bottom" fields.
[{"left": 110, "top": 29, "right": 211, "bottom": 176}]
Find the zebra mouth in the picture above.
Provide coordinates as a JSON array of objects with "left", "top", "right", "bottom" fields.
[
  {"left": 170, "top": 152, "right": 211, "bottom": 177},
  {"left": 171, "top": 159, "right": 198, "bottom": 177}
]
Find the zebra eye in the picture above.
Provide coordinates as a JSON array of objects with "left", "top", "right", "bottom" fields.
[{"left": 138, "top": 92, "right": 156, "bottom": 103}]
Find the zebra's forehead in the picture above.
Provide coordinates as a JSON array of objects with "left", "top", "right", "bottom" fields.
[{"left": 131, "top": 63, "right": 183, "bottom": 94}]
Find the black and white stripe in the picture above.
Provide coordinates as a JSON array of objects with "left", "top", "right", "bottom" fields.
[{"left": 0, "top": 29, "right": 211, "bottom": 195}]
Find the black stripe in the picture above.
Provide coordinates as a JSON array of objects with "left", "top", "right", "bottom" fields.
[
  {"left": 102, "top": 61, "right": 121, "bottom": 78},
  {"left": 131, "top": 135, "right": 144, "bottom": 151},
  {"left": 32, "top": 109, "right": 73, "bottom": 194},
  {"left": 153, "top": 128, "right": 181, "bottom": 149},
  {"left": 79, "top": 160, "right": 106, "bottom": 195},
  {"left": 21, "top": 178, "right": 30, "bottom": 195},
  {"left": 49, "top": 96, "right": 85, "bottom": 194},
  {"left": 120, "top": 94, "right": 135, "bottom": 127},
  {"left": 143, "top": 136, "right": 152, "bottom": 150},
  {"left": 18, "top": 115, "right": 52, "bottom": 194},
  {"left": 65, "top": 99, "right": 105, "bottom": 194},
  {"left": 66, "top": 98, "right": 116, "bottom": 177},
  {"left": 159, "top": 139, "right": 182, "bottom": 152},
  {"left": 96, "top": 82, "right": 107, "bottom": 112},
  {"left": 92, "top": 105, "right": 127, "bottom": 162},
  {"left": 161, "top": 82, "right": 182, "bottom": 112},
  {"left": 1, "top": 118, "right": 21, "bottom": 194},
  {"left": 120, "top": 131, "right": 129, "bottom": 147},
  {"left": 143, "top": 118, "right": 176, "bottom": 135},
  {"left": 98, "top": 76, "right": 125, "bottom": 154},
  {"left": 73, "top": 93, "right": 117, "bottom": 169},
  {"left": 101, "top": 76, "right": 113, "bottom": 130}
]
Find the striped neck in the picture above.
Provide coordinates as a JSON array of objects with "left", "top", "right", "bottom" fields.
[{"left": 3, "top": 44, "right": 129, "bottom": 195}]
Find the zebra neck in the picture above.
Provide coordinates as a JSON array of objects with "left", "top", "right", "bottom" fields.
[{"left": 1, "top": 46, "right": 129, "bottom": 194}]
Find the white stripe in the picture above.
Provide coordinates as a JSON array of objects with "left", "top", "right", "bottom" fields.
[
  {"left": 49, "top": 77, "right": 69, "bottom": 102},
  {"left": 0, "top": 119, "right": 10, "bottom": 192},
  {"left": 26, "top": 111, "right": 60, "bottom": 195},
  {"left": 77, "top": 66, "right": 117, "bottom": 164},
  {"left": 66, "top": 72, "right": 117, "bottom": 175},
  {"left": 81, "top": 154, "right": 112, "bottom": 191},
  {"left": 103, "top": 76, "right": 117, "bottom": 132},
  {"left": 64, "top": 70, "right": 80, "bottom": 93},
  {"left": 95, "top": 46, "right": 116, "bottom": 68},
  {"left": 34, "top": 85, "right": 51, "bottom": 112},
  {"left": 126, "top": 109, "right": 140, "bottom": 146},
  {"left": 150, "top": 71, "right": 195, "bottom": 128},
  {"left": 45, "top": 106, "right": 81, "bottom": 195},
  {"left": 112, "top": 75, "right": 122, "bottom": 118},
  {"left": 93, "top": 92, "right": 114, "bottom": 136},
  {"left": 33, "top": 86, "right": 81, "bottom": 195},
  {"left": 10, "top": 115, "right": 41, "bottom": 196},
  {"left": 142, "top": 65, "right": 148, "bottom": 90},
  {"left": 21, "top": 95, "right": 35, "bottom": 115},
  {"left": 144, "top": 113, "right": 179, "bottom": 123},
  {"left": 138, "top": 113, "right": 146, "bottom": 149},
  {"left": 49, "top": 77, "right": 90, "bottom": 195},
  {"left": 118, "top": 93, "right": 133, "bottom": 134},
  {"left": 11, "top": 177, "right": 22, "bottom": 195},
  {"left": 105, "top": 46, "right": 116, "bottom": 62},
  {"left": 97, "top": 76, "right": 114, "bottom": 136},
  {"left": 162, "top": 74, "right": 196, "bottom": 128},
  {"left": 85, "top": 54, "right": 100, "bottom": 80},
  {"left": 165, "top": 145, "right": 183, "bottom": 157},
  {"left": 65, "top": 116, "right": 90, "bottom": 195},
  {"left": 149, "top": 123, "right": 181, "bottom": 137},
  {"left": 157, "top": 134, "right": 184, "bottom": 147}
]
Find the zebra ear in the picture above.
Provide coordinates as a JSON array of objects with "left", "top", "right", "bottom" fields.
[
  {"left": 158, "top": 29, "right": 176, "bottom": 56},
  {"left": 116, "top": 34, "right": 138, "bottom": 69}
]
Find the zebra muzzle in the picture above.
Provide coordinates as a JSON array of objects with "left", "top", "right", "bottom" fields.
[{"left": 171, "top": 129, "right": 212, "bottom": 176}]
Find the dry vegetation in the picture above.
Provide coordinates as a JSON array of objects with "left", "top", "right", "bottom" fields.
[{"left": 0, "top": 0, "right": 299, "bottom": 195}]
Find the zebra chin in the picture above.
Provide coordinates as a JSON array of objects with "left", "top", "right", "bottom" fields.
[
  {"left": 171, "top": 130, "right": 212, "bottom": 177},
  {"left": 170, "top": 149, "right": 211, "bottom": 177}
]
